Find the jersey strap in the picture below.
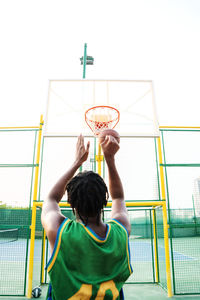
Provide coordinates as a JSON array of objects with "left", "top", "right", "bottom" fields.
[
  {"left": 108, "top": 219, "right": 133, "bottom": 275},
  {"left": 46, "top": 218, "right": 70, "bottom": 272},
  {"left": 79, "top": 223, "right": 111, "bottom": 243}
]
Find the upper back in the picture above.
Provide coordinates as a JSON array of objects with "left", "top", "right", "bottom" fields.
[{"left": 46, "top": 218, "right": 133, "bottom": 300}]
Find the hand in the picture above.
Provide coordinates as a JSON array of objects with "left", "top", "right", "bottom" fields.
[
  {"left": 100, "top": 135, "right": 119, "bottom": 160},
  {"left": 75, "top": 134, "right": 90, "bottom": 166}
]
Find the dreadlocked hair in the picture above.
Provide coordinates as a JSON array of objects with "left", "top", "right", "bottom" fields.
[{"left": 66, "top": 171, "right": 109, "bottom": 226}]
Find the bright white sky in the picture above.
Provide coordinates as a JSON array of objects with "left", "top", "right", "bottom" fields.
[{"left": 0, "top": 0, "right": 200, "bottom": 209}]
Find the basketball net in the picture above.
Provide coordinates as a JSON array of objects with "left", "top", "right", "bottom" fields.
[{"left": 85, "top": 106, "right": 120, "bottom": 136}]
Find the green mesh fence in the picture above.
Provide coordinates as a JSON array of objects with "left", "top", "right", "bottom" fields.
[
  {"left": 161, "top": 129, "right": 200, "bottom": 295},
  {"left": 0, "top": 228, "right": 19, "bottom": 243},
  {"left": 0, "top": 128, "right": 37, "bottom": 296},
  {"left": 169, "top": 209, "right": 200, "bottom": 294},
  {"left": 3, "top": 128, "right": 200, "bottom": 296},
  {"left": 0, "top": 209, "right": 31, "bottom": 296},
  {"left": 3, "top": 206, "right": 199, "bottom": 296},
  {"left": 125, "top": 209, "right": 155, "bottom": 284},
  {"left": 32, "top": 208, "right": 43, "bottom": 290},
  {"left": 155, "top": 206, "right": 167, "bottom": 292},
  {"left": 171, "top": 235, "right": 200, "bottom": 294}
]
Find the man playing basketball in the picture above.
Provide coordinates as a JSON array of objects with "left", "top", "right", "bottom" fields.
[{"left": 41, "top": 133, "right": 133, "bottom": 299}]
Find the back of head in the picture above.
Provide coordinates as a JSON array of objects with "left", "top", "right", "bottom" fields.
[{"left": 66, "top": 171, "right": 108, "bottom": 225}]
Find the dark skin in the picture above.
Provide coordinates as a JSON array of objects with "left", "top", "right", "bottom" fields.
[{"left": 41, "top": 134, "right": 131, "bottom": 253}]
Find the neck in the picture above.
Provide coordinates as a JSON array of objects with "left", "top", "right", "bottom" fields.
[{"left": 76, "top": 214, "right": 103, "bottom": 226}]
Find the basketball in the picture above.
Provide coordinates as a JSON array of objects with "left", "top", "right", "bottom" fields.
[
  {"left": 98, "top": 129, "right": 120, "bottom": 144},
  {"left": 32, "top": 286, "right": 42, "bottom": 298}
]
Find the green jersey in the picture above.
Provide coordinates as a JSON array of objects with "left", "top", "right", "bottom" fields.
[{"left": 46, "top": 218, "right": 133, "bottom": 300}]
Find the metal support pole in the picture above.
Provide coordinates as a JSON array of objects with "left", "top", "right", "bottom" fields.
[
  {"left": 96, "top": 142, "right": 103, "bottom": 176},
  {"left": 35, "top": 201, "right": 166, "bottom": 208},
  {"left": 40, "top": 229, "right": 46, "bottom": 284},
  {"left": 79, "top": 43, "right": 87, "bottom": 172},
  {"left": 27, "top": 115, "right": 44, "bottom": 298},
  {"left": 162, "top": 203, "right": 173, "bottom": 297},
  {"left": 157, "top": 137, "right": 173, "bottom": 297},
  {"left": 152, "top": 209, "right": 159, "bottom": 283},
  {"left": 83, "top": 43, "right": 87, "bottom": 79}
]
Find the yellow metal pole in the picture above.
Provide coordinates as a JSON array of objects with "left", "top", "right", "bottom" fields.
[
  {"left": 159, "top": 126, "right": 200, "bottom": 129},
  {"left": 157, "top": 138, "right": 166, "bottom": 200},
  {"left": 157, "top": 137, "right": 173, "bottom": 297},
  {"left": 27, "top": 115, "right": 44, "bottom": 298},
  {"left": 98, "top": 143, "right": 101, "bottom": 176},
  {"left": 27, "top": 202, "right": 37, "bottom": 298},
  {"left": 41, "top": 229, "right": 46, "bottom": 284},
  {"left": 162, "top": 203, "right": 172, "bottom": 297},
  {"left": 0, "top": 126, "right": 40, "bottom": 129},
  {"left": 95, "top": 142, "right": 103, "bottom": 176},
  {"left": 35, "top": 200, "right": 165, "bottom": 208},
  {"left": 152, "top": 209, "right": 159, "bottom": 283}
]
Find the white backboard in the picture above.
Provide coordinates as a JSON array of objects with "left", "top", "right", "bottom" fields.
[{"left": 44, "top": 80, "right": 159, "bottom": 137}]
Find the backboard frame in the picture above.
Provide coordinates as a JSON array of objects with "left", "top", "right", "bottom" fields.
[{"left": 44, "top": 79, "right": 160, "bottom": 138}]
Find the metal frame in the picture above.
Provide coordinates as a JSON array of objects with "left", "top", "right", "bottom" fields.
[
  {"left": 28, "top": 130, "right": 173, "bottom": 297},
  {"left": 33, "top": 200, "right": 172, "bottom": 297},
  {"left": 2, "top": 123, "right": 200, "bottom": 297},
  {"left": 44, "top": 79, "right": 160, "bottom": 138},
  {"left": 160, "top": 128, "right": 200, "bottom": 295},
  {"left": 32, "top": 125, "right": 200, "bottom": 298},
  {"left": 27, "top": 115, "right": 44, "bottom": 298},
  {"left": 0, "top": 124, "right": 39, "bottom": 296}
]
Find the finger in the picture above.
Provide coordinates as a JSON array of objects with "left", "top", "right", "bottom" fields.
[
  {"left": 106, "top": 135, "right": 114, "bottom": 144},
  {"left": 77, "top": 134, "right": 81, "bottom": 145},
  {"left": 100, "top": 135, "right": 109, "bottom": 146},
  {"left": 86, "top": 141, "right": 90, "bottom": 152},
  {"left": 79, "top": 134, "right": 84, "bottom": 145},
  {"left": 109, "top": 135, "right": 117, "bottom": 143}
]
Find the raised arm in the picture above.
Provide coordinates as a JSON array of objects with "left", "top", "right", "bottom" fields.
[
  {"left": 101, "top": 136, "right": 131, "bottom": 235},
  {"left": 41, "top": 135, "right": 90, "bottom": 251}
]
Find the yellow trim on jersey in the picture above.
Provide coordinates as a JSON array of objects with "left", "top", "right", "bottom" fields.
[
  {"left": 47, "top": 219, "right": 70, "bottom": 272},
  {"left": 79, "top": 223, "right": 111, "bottom": 243},
  {"left": 108, "top": 220, "right": 133, "bottom": 275}
]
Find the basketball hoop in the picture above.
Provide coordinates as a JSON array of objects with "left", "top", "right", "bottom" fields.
[{"left": 85, "top": 105, "right": 120, "bottom": 136}]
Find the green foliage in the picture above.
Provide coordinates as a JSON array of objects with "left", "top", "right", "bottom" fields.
[{"left": 0, "top": 204, "right": 29, "bottom": 209}]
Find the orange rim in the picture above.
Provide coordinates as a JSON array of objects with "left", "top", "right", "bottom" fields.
[{"left": 85, "top": 106, "right": 120, "bottom": 135}]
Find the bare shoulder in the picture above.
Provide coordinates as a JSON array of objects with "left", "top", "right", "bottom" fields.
[
  {"left": 41, "top": 210, "right": 65, "bottom": 251},
  {"left": 111, "top": 212, "right": 131, "bottom": 236},
  {"left": 110, "top": 199, "right": 131, "bottom": 235},
  {"left": 41, "top": 200, "right": 66, "bottom": 249},
  {"left": 41, "top": 210, "right": 65, "bottom": 230}
]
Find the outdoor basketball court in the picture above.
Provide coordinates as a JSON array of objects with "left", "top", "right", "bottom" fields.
[
  {"left": 0, "top": 234, "right": 200, "bottom": 299},
  {"left": 0, "top": 79, "right": 200, "bottom": 299}
]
